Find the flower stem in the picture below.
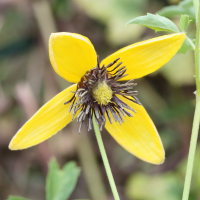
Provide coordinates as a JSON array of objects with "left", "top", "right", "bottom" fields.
[
  {"left": 193, "top": 0, "right": 199, "bottom": 23},
  {"left": 182, "top": 3, "right": 200, "bottom": 200},
  {"left": 92, "top": 116, "right": 120, "bottom": 200}
]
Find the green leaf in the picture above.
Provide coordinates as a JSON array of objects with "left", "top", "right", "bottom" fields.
[
  {"left": 46, "top": 158, "right": 81, "bottom": 200},
  {"left": 180, "top": 15, "right": 192, "bottom": 32},
  {"left": 7, "top": 196, "right": 30, "bottom": 200},
  {"left": 157, "top": 1, "right": 195, "bottom": 20},
  {"left": 127, "top": 13, "right": 179, "bottom": 33},
  {"left": 158, "top": 6, "right": 195, "bottom": 20},
  {"left": 179, "top": 0, "right": 193, "bottom": 8}
]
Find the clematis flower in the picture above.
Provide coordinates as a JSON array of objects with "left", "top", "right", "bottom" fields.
[{"left": 9, "top": 32, "right": 185, "bottom": 164}]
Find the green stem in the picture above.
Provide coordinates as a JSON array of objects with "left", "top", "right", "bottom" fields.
[
  {"left": 185, "top": 35, "right": 195, "bottom": 51},
  {"left": 182, "top": 3, "right": 200, "bottom": 200},
  {"left": 182, "top": 98, "right": 200, "bottom": 200},
  {"left": 193, "top": 0, "right": 199, "bottom": 23},
  {"left": 92, "top": 116, "right": 120, "bottom": 200},
  {"left": 195, "top": 4, "right": 200, "bottom": 94}
]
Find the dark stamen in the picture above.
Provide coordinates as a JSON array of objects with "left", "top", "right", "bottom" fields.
[{"left": 64, "top": 55, "right": 140, "bottom": 133}]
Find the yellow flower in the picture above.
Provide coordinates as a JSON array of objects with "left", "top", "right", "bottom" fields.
[{"left": 9, "top": 32, "right": 185, "bottom": 164}]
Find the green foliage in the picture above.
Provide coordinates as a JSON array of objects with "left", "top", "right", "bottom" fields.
[
  {"left": 127, "top": 13, "right": 179, "bottom": 33},
  {"left": 178, "top": 39, "right": 195, "bottom": 53},
  {"left": 126, "top": 172, "right": 183, "bottom": 200},
  {"left": 7, "top": 159, "right": 81, "bottom": 200},
  {"left": 7, "top": 196, "right": 30, "bottom": 200},
  {"left": 158, "top": 0, "right": 195, "bottom": 20},
  {"left": 180, "top": 15, "right": 192, "bottom": 32},
  {"left": 46, "top": 158, "right": 81, "bottom": 200},
  {"left": 180, "top": 0, "right": 193, "bottom": 7},
  {"left": 126, "top": 146, "right": 200, "bottom": 200}
]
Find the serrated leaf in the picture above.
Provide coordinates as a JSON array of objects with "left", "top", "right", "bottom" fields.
[
  {"left": 46, "top": 158, "right": 81, "bottom": 200},
  {"left": 7, "top": 196, "right": 30, "bottom": 200},
  {"left": 127, "top": 13, "right": 179, "bottom": 33}
]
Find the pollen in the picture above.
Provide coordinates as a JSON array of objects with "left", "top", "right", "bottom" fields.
[{"left": 92, "top": 81, "right": 112, "bottom": 105}]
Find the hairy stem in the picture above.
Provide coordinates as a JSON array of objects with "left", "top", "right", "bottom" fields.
[{"left": 182, "top": 3, "right": 200, "bottom": 200}]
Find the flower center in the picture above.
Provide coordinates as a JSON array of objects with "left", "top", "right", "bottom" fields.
[
  {"left": 92, "top": 81, "right": 112, "bottom": 105},
  {"left": 65, "top": 56, "right": 141, "bottom": 133}
]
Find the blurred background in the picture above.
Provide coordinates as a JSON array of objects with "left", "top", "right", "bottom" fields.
[{"left": 0, "top": 0, "right": 199, "bottom": 199}]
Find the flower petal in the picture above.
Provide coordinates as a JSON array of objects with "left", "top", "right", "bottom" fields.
[
  {"left": 49, "top": 32, "right": 97, "bottom": 83},
  {"left": 105, "top": 96, "right": 165, "bottom": 164},
  {"left": 102, "top": 33, "right": 185, "bottom": 80},
  {"left": 9, "top": 84, "right": 77, "bottom": 150}
]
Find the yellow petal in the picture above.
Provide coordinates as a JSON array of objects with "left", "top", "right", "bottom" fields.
[
  {"left": 102, "top": 33, "right": 185, "bottom": 80},
  {"left": 105, "top": 96, "right": 165, "bottom": 164},
  {"left": 49, "top": 32, "right": 97, "bottom": 83},
  {"left": 9, "top": 84, "right": 77, "bottom": 150}
]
